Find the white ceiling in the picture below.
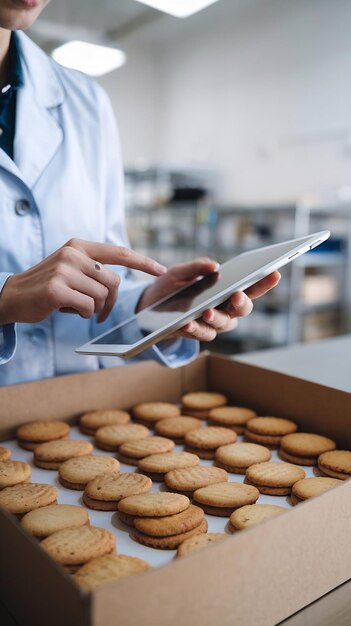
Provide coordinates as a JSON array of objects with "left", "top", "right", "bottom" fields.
[{"left": 29, "top": 0, "right": 262, "bottom": 49}]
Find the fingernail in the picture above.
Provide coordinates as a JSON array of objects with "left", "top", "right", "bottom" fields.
[{"left": 154, "top": 262, "right": 167, "bottom": 274}]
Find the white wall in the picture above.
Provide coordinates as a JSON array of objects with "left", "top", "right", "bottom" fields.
[{"left": 100, "top": 0, "right": 351, "bottom": 204}]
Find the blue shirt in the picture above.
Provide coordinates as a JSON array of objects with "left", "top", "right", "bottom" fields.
[
  {"left": 0, "top": 33, "right": 198, "bottom": 386},
  {"left": 0, "top": 32, "right": 23, "bottom": 159}
]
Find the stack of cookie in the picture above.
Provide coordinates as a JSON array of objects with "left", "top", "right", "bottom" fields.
[
  {"left": 181, "top": 392, "right": 228, "bottom": 420},
  {"left": 118, "top": 492, "right": 208, "bottom": 549},
  {"left": 184, "top": 426, "right": 236, "bottom": 459}
]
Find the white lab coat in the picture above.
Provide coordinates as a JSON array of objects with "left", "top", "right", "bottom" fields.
[{"left": 0, "top": 32, "right": 197, "bottom": 386}]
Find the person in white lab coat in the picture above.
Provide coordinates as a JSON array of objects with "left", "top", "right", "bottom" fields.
[{"left": 0, "top": 0, "right": 280, "bottom": 385}]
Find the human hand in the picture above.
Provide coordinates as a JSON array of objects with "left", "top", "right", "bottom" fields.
[
  {"left": 0, "top": 239, "right": 166, "bottom": 325},
  {"left": 137, "top": 257, "right": 281, "bottom": 342}
]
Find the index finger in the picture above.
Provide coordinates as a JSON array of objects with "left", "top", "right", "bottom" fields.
[{"left": 70, "top": 240, "right": 167, "bottom": 276}]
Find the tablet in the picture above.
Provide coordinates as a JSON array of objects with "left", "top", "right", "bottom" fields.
[{"left": 76, "top": 230, "right": 330, "bottom": 358}]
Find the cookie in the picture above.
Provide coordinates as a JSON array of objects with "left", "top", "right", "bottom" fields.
[
  {"left": 181, "top": 392, "right": 227, "bottom": 411},
  {"left": 291, "top": 476, "right": 342, "bottom": 505},
  {"left": 229, "top": 504, "right": 287, "bottom": 530},
  {"left": 0, "top": 483, "right": 57, "bottom": 517},
  {"left": 184, "top": 427, "right": 236, "bottom": 459},
  {"left": 132, "top": 402, "right": 180, "bottom": 425},
  {"left": 79, "top": 409, "right": 130, "bottom": 435},
  {"left": 280, "top": 433, "right": 337, "bottom": 466},
  {"left": 181, "top": 409, "right": 211, "bottom": 420},
  {"left": 318, "top": 450, "right": 351, "bottom": 480},
  {"left": 41, "top": 525, "right": 115, "bottom": 573},
  {"left": 246, "top": 462, "right": 305, "bottom": 495},
  {"left": 83, "top": 473, "right": 152, "bottom": 511},
  {"left": 0, "top": 447, "right": 11, "bottom": 461},
  {"left": 119, "top": 436, "right": 175, "bottom": 466},
  {"left": 215, "top": 443, "right": 271, "bottom": 474},
  {"left": 74, "top": 554, "right": 151, "bottom": 591},
  {"left": 176, "top": 532, "right": 227, "bottom": 557},
  {"left": 0, "top": 460, "right": 31, "bottom": 490},
  {"left": 21, "top": 504, "right": 89, "bottom": 538},
  {"left": 16, "top": 420, "right": 70, "bottom": 451},
  {"left": 59, "top": 455, "right": 120, "bottom": 490},
  {"left": 138, "top": 452, "right": 199, "bottom": 480},
  {"left": 118, "top": 510, "right": 136, "bottom": 527},
  {"left": 133, "top": 518, "right": 208, "bottom": 549},
  {"left": 95, "top": 424, "right": 150, "bottom": 451},
  {"left": 134, "top": 504, "right": 204, "bottom": 537},
  {"left": 155, "top": 416, "right": 202, "bottom": 444},
  {"left": 164, "top": 466, "right": 228, "bottom": 495},
  {"left": 245, "top": 417, "right": 297, "bottom": 448},
  {"left": 208, "top": 406, "right": 257, "bottom": 435},
  {"left": 34, "top": 439, "right": 93, "bottom": 470},
  {"left": 193, "top": 481, "right": 259, "bottom": 516},
  {"left": 118, "top": 492, "right": 190, "bottom": 517}
]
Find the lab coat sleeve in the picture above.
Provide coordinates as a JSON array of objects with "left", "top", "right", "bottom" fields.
[
  {"left": 0, "top": 273, "right": 17, "bottom": 364},
  {"left": 91, "top": 88, "right": 199, "bottom": 365}
]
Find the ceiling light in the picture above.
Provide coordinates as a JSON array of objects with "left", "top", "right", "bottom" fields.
[
  {"left": 134, "top": 0, "right": 221, "bottom": 18},
  {"left": 52, "top": 41, "right": 126, "bottom": 77}
]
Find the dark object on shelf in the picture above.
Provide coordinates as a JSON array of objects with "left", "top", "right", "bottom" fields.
[{"left": 170, "top": 187, "right": 207, "bottom": 203}]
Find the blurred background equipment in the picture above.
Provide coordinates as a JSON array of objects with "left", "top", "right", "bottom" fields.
[{"left": 28, "top": 0, "right": 351, "bottom": 354}]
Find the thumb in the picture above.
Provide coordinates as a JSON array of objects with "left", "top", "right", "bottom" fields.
[{"left": 171, "top": 258, "right": 219, "bottom": 282}]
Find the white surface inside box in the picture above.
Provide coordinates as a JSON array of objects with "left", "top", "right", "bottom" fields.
[{"left": 3, "top": 425, "right": 320, "bottom": 570}]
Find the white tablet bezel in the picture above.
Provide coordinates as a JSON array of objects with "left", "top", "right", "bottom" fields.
[{"left": 76, "top": 230, "right": 330, "bottom": 358}]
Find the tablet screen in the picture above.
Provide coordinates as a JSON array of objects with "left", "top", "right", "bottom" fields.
[{"left": 91, "top": 237, "right": 310, "bottom": 346}]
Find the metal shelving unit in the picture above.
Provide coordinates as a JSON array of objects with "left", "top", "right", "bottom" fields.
[{"left": 125, "top": 169, "right": 351, "bottom": 350}]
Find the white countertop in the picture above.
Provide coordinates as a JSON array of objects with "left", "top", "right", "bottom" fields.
[{"left": 234, "top": 335, "right": 351, "bottom": 393}]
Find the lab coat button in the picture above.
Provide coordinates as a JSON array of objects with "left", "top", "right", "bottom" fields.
[
  {"left": 15, "top": 199, "right": 31, "bottom": 216},
  {"left": 29, "top": 328, "right": 47, "bottom": 345}
]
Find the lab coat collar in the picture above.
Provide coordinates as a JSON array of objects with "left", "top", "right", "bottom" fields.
[{"left": 0, "top": 31, "right": 65, "bottom": 189}]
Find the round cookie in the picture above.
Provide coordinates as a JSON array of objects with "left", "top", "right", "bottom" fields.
[
  {"left": 118, "top": 492, "right": 190, "bottom": 517},
  {"left": 280, "top": 433, "right": 337, "bottom": 466},
  {"left": 184, "top": 427, "right": 236, "bottom": 460},
  {"left": 176, "top": 532, "right": 227, "bottom": 557},
  {"left": 209, "top": 406, "right": 257, "bottom": 435},
  {"left": 134, "top": 504, "right": 204, "bottom": 537},
  {"left": 181, "top": 392, "right": 227, "bottom": 411},
  {"left": 83, "top": 473, "right": 152, "bottom": 511},
  {"left": 230, "top": 504, "right": 287, "bottom": 530},
  {"left": 59, "top": 455, "right": 120, "bottom": 490},
  {"left": 133, "top": 518, "right": 208, "bottom": 549},
  {"left": 165, "top": 466, "right": 228, "bottom": 495},
  {"left": 193, "top": 481, "right": 259, "bottom": 516},
  {"left": 318, "top": 450, "right": 351, "bottom": 480},
  {"left": 74, "top": 554, "right": 151, "bottom": 591},
  {"left": 16, "top": 420, "right": 70, "bottom": 451},
  {"left": 132, "top": 402, "right": 180, "bottom": 425},
  {"left": 21, "top": 504, "right": 89, "bottom": 538},
  {"left": 291, "top": 476, "right": 342, "bottom": 505},
  {"left": 34, "top": 439, "right": 93, "bottom": 470},
  {"left": 95, "top": 424, "right": 150, "bottom": 451},
  {"left": 41, "top": 525, "right": 115, "bottom": 573},
  {"left": 138, "top": 452, "right": 199, "bottom": 480},
  {"left": 181, "top": 409, "right": 211, "bottom": 420},
  {"left": 0, "top": 483, "right": 57, "bottom": 517},
  {"left": 79, "top": 409, "right": 130, "bottom": 435},
  {"left": 119, "top": 436, "right": 175, "bottom": 466},
  {"left": 0, "top": 447, "right": 11, "bottom": 461},
  {"left": 155, "top": 416, "right": 202, "bottom": 444},
  {"left": 245, "top": 417, "right": 297, "bottom": 448},
  {"left": 246, "top": 462, "right": 305, "bottom": 495},
  {"left": 215, "top": 443, "right": 271, "bottom": 474},
  {"left": 0, "top": 460, "right": 32, "bottom": 490}
]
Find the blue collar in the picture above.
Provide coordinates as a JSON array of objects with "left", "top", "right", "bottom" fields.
[{"left": 1, "top": 31, "right": 23, "bottom": 95}]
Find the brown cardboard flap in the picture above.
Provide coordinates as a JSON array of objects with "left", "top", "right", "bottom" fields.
[
  {"left": 208, "top": 355, "right": 351, "bottom": 448},
  {"left": 91, "top": 480, "right": 351, "bottom": 626},
  {"left": 0, "top": 508, "right": 87, "bottom": 626},
  {"left": 0, "top": 360, "right": 184, "bottom": 440}
]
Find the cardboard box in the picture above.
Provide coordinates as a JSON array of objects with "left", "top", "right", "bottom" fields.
[{"left": 1, "top": 353, "right": 350, "bottom": 626}]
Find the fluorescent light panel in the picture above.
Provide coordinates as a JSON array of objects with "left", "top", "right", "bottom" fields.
[
  {"left": 134, "top": 0, "right": 221, "bottom": 18},
  {"left": 52, "top": 41, "right": 126, "bottom": 77}
]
